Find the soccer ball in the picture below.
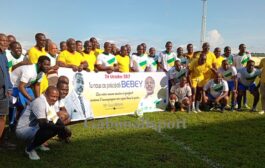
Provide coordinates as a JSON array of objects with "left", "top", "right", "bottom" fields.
[{"left": 135, "top": 109, "right": 143, "bottom": 118}]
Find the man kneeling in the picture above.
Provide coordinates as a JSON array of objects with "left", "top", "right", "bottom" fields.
[
  {"left": 202, "top": 73, "right": 229, "bottom": 112},
  {"left": 169, "top": 77, "right": 192, "bottom": 112},
  {"left": 16, "top": 86, "right": 71, "bottom": 160}
]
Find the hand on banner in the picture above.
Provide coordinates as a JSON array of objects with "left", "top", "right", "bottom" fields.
[{"left": 107, "top": 66, "right": 114, "bottom": 74}]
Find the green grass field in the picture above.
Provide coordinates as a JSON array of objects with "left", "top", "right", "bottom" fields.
[{"left": 1, "top": 108, "right": 265, "bottom": 168}]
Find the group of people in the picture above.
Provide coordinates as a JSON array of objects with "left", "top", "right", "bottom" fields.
[{"left": 0, "top": 32, "right": 265, "bottom": 160}]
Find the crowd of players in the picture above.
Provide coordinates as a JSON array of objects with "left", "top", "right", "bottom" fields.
[{"left": 0, "top": 32, "right": 265, "bottom": 160}]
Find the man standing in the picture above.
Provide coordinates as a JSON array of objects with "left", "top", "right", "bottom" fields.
[
  {"left": 82, "top": 41, "right": 97, "bottom": 72},
  {"left": 57, "top": 38, "right": 88, "bottom": 72},
  {"left": 217, "top": 60, "right": 238, "bottom": 110},
  {"left": 0, "top": 33, "right": 15, "bottom": 149},
  {"left": 214, "top": 47, "right": 224, "bottom": 69},
  {"left": 237, "top": 60, "right": 261, "bottom": 112},
  {"left": 184, "top": 43, "right": 194, "bottom": 61},
  {"left": 222, "top": 46, "right": 234, "bottom": 65},
  {"left": 234, "top": 44, "right": 252, "bottom": 109},
  {"left": 146, "top": 47, "right": 158, "bottom": 72},
  {"left": 188, "top": 52, "right": 214, "bottom": 112},
  {"left": 46, "top": 42, "right": 59, "bottom": 86},
  {"left": 96, "top": 42, "right": 119, "bottom": 73},
  {"left": 116, "top": 46, "right": 130, "bottom": 73},
  {"left": 258, "top": 57, "right": 265, "bottom": 114},
  {"left": 177, "top": 47, "right": 188, "bottom": 67},
  {"left": 16, "top": 86, "right": 71, "bottom": 160},
  {"left": 130, "top": 45, "right": 148, "bottom": 72},
  {"left": 6, "top": 41, "right": 29, "bottom": 71},
  {"left": 28, "top": 33, "right": 47, "bottom": 64},
  {"left": 158, "top": 41, "right": 178, "bottom": 72}
]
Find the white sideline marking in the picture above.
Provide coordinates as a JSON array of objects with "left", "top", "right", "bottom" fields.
[{"left": 138, "top": 119, "right": 224, "bottom": 168}]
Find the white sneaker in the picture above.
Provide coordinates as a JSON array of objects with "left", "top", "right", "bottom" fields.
[
  {"left": 243, "top": 104, "right": 251, "bottom": 110},
  {"left": 192, "top": 108, "right": 197, "bottom": 113},
  {"left": 259, "top": 111, "right": 264, "bottom": 115},
  {"left": 234, "top": 104, "right": 238, "bottom": 109},
  {"left": 196, "top": 108, "right": 201, "bottom": 112},
  {"left": 25, "top": 148, "right": 40, "bottom": 160},
  {"left": 38, "top": 145, "right": 50, "bottom": 151}
]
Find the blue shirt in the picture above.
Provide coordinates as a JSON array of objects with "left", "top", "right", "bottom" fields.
[{"left": 0, "top": 51, "right": 13, "bottom": 95}]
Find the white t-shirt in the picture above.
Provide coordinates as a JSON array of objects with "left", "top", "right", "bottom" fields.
[
  {"left": 54, "top": 98, "right": 65, "bottom": 113},
  {"left": 158, "top": 51, "right": 179, "bottom": 71},
  {"left": 11, "top": 64, "right": 43, "bottom": 87},
  {"left": 5, "top": 49, "right": 26, "bottom": 69},
  {"left": 170, "top": 84, "right": 192, "bottom": 102},
  {"left": 222, "top": 54, "right": 234, "bottom": 65},
  {"left": 46, "top": 53, "right": 57, "bottom": 66},
  {"left": 97, "top": 53, "right": 117, "bottom": 67},
  {"left": 168, "top": 66, "right": 188, "bottom": 83},
  {"left": 237, "top": 67, "right": 261, "bottom": 86},
  {"left": 217, "top": 66, "right": 237, "bottom": 82},
  {"left": 130, "top": 54, "right": 148, "bottom": 72},
  {"left": 16, "top": 94, "right": 58, "bottom": 131},
  {"left": 178, "top": 56, "right": 189, "bottom": 67},
  {"left": 233, "top": 52, "right": 252, "bottom": 70},
  {"left": 147, "top": 55, "right": 158, "bottom": 72},
  {"left": 204, "top": 79, "right": 229, "bottom": 98}
]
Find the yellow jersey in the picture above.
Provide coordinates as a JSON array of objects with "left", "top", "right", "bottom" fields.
[
  {"left": 194, "top": 51, "right": 216, "bottom": 66},
  {"left": 57, "top": 50, "right": 85, "bottom": 66},
  {"left": 215, "top": 56, "right": 225, "bottom": 69},
  {"left": 116, "top": 54, "right": 130, "bottom": 72},
  {"left": 94, "top": 48, "right": 103, "bottom": 57},
  {"left": 189, "top": 58, "right": 212, "bottom": 79},
  {"left": 28, "top": 47, "right": 47, "bottom": 64},
  {"left": 82, "top": 51, "right": 97, "bottom": 71},
  {"left": 185, "top": 52, "right": 194, "bottom": 61}
]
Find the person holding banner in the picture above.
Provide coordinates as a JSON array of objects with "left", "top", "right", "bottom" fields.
[
  {"left": 146, "top": 47, "right": 158, "bottom": 72},
  {"left": 96, "top": 42, "right": 119, "bottom": 74},
  {"left": 57, "top": 38, "right": 88, "bottom": 72},
  {"left": 130, "top": 45, "right": 149, "bottom": 72},
  {"left": 116, "top": 46, "right": 130, "bottom": 72},
  {"left": 64, "top": 72, "right": 93, "bottom": 121}
]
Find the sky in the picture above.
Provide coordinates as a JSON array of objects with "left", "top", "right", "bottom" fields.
[{"left": 1, "top": 0, "right": 265, "bottom": 53}]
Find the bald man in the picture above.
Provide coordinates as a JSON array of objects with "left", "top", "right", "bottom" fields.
[
  {"left": 57, "top": 38, "right": 88, "bottom": 72},
  {"left": 46, "top": 43, "right": 59, "bottom": 86},
  {"left": 16, "top": 86, "right": 71, "bottom": 160}
]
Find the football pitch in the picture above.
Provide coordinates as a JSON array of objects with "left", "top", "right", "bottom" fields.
[{"left": 2, "top": 103, "right": 265, "bottom": 168}]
